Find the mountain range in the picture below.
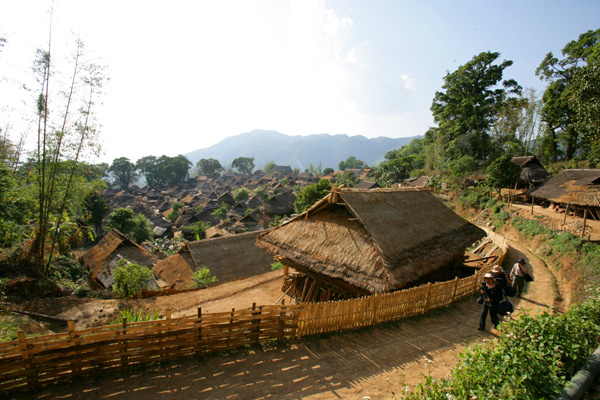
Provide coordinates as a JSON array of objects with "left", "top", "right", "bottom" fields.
[{"left": 185, "top": 130, "right": 419, "bottom": 171}]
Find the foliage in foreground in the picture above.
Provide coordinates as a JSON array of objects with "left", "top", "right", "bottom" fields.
[{"left": 399, "top": 297, "right": 600, "bottom": 400}]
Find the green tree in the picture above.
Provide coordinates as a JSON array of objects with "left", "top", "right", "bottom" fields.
[
  {"left": 108, "top": 157, "right": 137, "bottom": 189},
  {"left": 167, "top": 202, "right": 184, "bottom": 222},
  {"left": 263, "top": 160, "right": 276, "bottom": 173},
  {"left": 568, "top": 64, "right": 600, "bottom": 165},
  {"left": 112, "top": 260, "right": 153, "bottom": 298},
  {"left": 82, "top": 190, "right": 109, "bottom": 236},
  {"left": 136, "top": 155, "right": 191, "bottom": 187},
  {"left": 323, "top": 167, "right": 334, "bottom": 175},
  {"left": 231, "top": 156, "right": 255, "bottom": 175},
  {"left": 486, "top": 153, "right": 523, "bottom": 198},
  {"left": 233, "top": 187, "right": 250, "bottom": 202},
  {"left": 536, "top": 29, "right": 600, "bottom": 162},
  {"left": 107, "top": 208, "right": 154, "bottom": 243},
  {"left": 294, "top": 179, "right": 331, "bottom": 213},
  {"left": 431, "top": 51, "right": 521, "bottom": 166},
  {"left": 195, "top": 158, "right": 223, "bottom": 177},
  {"left": 31, "top": 33, "right": 107, "bottom": 276},
  {"left": 338, "top": 156, "right": 366, "bottom": 171},
  {"left": 335, "top": 171, "right": 358, "bottom": 187},
  {"left": 191, "top": 266, "right": 217, "bottom": 288},
  {"left": 210, "top": 202, "right": 229, "bottom": 219},
  {"left": 183, "top": 221, "right": 211, "bottom": 241},
  {"left": 446, "top": 155, "right": 478, "bottom": 190}
]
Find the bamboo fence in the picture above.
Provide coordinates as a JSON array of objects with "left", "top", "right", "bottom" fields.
[{"left": 0, "top": 235, "right": 507, "bottom": 394}]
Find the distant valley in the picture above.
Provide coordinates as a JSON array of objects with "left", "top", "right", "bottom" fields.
[{"left": 185, "top": 130, "right": 419, "bottom": 170}]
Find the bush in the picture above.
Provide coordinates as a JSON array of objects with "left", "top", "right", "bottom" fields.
[
  {"left": 511, "top": 216, "right": 552, "bottom": 238},
  {"left": 110, "top": 309, "right": 160, "bottom": 325},
  {"left": 492, "top": 210, "right": 510, "bottom": 228},
  {"left": 456, "top": 188, "right": 493, "bottom": 210},
  {"left": 400, "top": 297, "right": 600, "bottom": 400},
  {"left": 112, "top": 260, "right": 153, "bottom": 299},
  {"left": 271, "top": 262, "right": 284, "bottom": 270},
  {"left": 192, "top": 267, "right": 217, "bottom": 288},
  {"left": 74, "top": 284, "right": 90, "bottom": 298}
]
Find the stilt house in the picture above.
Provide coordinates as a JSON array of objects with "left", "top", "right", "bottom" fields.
[{"left": 256, "top": 188, "right": 485, "bottom": 299}]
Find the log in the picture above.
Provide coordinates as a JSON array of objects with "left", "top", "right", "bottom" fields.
[{"left": 12, "top": 310, "right": 70, "bottom": 326}]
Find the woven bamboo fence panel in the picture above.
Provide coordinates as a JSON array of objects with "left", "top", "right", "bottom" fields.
[
  {"left": 0, "top": 233, "right": 508, "bottom": 393},
  {"left": 0, "top": 304, "right": 301, "bottom": 392}
]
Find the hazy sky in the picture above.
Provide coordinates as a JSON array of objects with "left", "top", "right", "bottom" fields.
[{"left": 1, "top": 0, "right": 599, "bottom": 164}]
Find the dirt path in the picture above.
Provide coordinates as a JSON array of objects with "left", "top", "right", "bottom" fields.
[{"left": 16, "top": 234, "right": 561, "bottom": 400}]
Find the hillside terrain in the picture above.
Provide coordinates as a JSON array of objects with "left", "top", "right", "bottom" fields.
[
  {"left": 11, "top": 205, "right": 576, "bottom": 400},
  {"left": 185, "top": 130, "right": 419, "bottom": 170}
]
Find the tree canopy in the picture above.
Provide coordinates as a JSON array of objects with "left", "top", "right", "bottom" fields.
[
  {"left": 431, "top": 51, "right": 521, "bottom": 165},
  {"left": 338, "top": 156, "right": 366, "bottom": 171},
  {"left": 231, "top": 157, "right": 255, "bottom": 175},
  {"left": 136, "top": 155, "right": 191, "bottom": 187},
  {"left": 109, "top": 157, "right": 137, "bottom": 189},
  {"left": 536, "top": 28, "right": 600, "bottom": 162},
  {"left": 195, "top": 158, "right": 223, "bottom": 177}
]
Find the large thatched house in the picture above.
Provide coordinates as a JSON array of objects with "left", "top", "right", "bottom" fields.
[
  {"left": 531, "top": 169, "right": 600, "bottom": 215},
  {"left": 511, "top": 155, "right": 550, "bottom": 188},
  {"left": 256, "top": 188, "right": 485, "bottom": 299},
  {"left": 152, "top": 230, "right": 275, "bottom": 289}
]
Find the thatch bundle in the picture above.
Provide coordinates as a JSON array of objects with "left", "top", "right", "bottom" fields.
[{"left": 257, "top": 188, "right": 485, "bottom": 295}]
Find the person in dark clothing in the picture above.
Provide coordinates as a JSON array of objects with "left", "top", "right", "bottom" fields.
[
  {"left": 491, "top": 264, "right": 509, "bottom": 289},
  {"left": 479, "top": 273, "right": 504, "bottom": 330}
]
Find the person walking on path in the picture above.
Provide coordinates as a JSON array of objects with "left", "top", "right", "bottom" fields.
[
  {"left": 510, "top": 258, "right": 533, "bottom": 297},
  {"left": 479, "top": 273, "right": 504, "bottom": 331}
]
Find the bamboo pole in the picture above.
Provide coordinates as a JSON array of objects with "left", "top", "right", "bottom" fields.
[
  {"left": 531, "top": 194, "right": 535, "bottom": 215},
  {"left": 564, "top": 202, "right": 570, "bottom": 225},
  {"left": 582, "top": 209, "right": 588, "bottom": 239}
]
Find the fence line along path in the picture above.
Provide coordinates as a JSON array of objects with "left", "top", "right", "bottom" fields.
[{"left": 0, "top": 233, "right": 506, "bottom": 394}]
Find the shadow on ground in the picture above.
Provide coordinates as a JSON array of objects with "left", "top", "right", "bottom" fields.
[{"left": 19, "top": 297, "right": 487, "bottom": 400}]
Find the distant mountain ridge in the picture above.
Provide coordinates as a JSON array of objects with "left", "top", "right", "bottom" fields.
[{"left": 185, "top": 130, "right": 419, "bottom": 171}]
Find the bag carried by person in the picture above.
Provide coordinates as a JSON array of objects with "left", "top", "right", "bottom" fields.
[
  {"left": 523, "top": 273, "right": 534, "bottom": 282},
  {"left": 498, "top": 295, "right": 514, "bottom": 316}
]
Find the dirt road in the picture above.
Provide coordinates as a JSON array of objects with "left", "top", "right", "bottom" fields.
[{"left": 16, "top": 233, "right": 560, "bottom": 400}]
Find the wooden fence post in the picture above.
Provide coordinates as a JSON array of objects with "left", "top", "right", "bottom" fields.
[
  {"left": 564, "top": 202, "right": 570, "bottom": 226},
  {"left": 424, "top": 283, "right": 433, "bottom": 313},
  {"left": 121, "top": 319, "right": 128, "bottom": 368},
  {"left": 531, "top": 194, "right": 535, "bottom": 215},
  {"left": 451, "top": 277, "right": 459, "bottom": 302},
  {"left": 582, "top": 209, "right": 588, "bottom": 239},
  {"left": 17, "top": 331, "right": 36, "bottom": 389},
  {"left": 196, "top": 307, "right": 203, "bottom": 356}
]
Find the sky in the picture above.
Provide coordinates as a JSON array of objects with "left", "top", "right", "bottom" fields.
[{"left": 1, "top": 0, "right": 599, "bottom": 165}]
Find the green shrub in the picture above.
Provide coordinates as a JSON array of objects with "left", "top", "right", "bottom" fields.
[
  {"left": 400, "top": 297, "right": 600, "bottom": 400},
  {"left": 492, "top": 202, "right": 501, "bottom": 213},
  {"left": 74, "top": 284, "right": 90, "bottom": 298},
  {"left": 511, "top": 216, "right": 552, "bottom": 238},
  {"left": 112, "top": 260, "right": 153, "bottom": 299},
  {"left": 492, "top": 210, "right": 510, "bottom": 228},
  {"left": 192, "top": 267, "right": 217, "bottom": 288},
  {"left": 456, "top": 188, "right": 493, "bottom": 210},
  {"left": 271, "top": 262, "right": 284, "bottom": 270},
  {"left": 110, "top": 309, "right": 160, "bottom": 325}
]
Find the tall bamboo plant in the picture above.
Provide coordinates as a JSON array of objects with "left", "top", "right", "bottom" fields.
[{"left": 32, "top": 14, "right": 106, "bottom": 276}]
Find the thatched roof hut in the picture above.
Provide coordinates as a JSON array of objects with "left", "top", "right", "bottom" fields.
[
  {"left": 152, "top": 230, "right": 274, "bottom": 289},
  {"left": 531, "top": 169, "right": 600, "bottom": 207},
  {"left": 79, "top": 229, "right": 158, "bottom": 290},
  {"left": 256, "top": 188, "right": 485, "bottom": 295},
  {"left": 511, "top": 155, "right": 550, "bottom": 187}
]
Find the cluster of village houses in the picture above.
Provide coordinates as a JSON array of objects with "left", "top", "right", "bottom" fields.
[{"left": 80, "top": 157, "right": 600, "bottom": 303}]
